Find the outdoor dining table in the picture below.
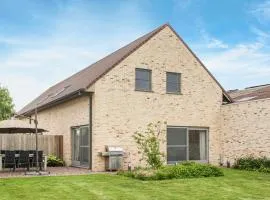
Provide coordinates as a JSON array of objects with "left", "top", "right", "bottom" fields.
[
  {"left": 0, "top": 153, "right": 47, "bottom": 172},
  {"left": 1, "top": 153, "right": 34, "bottom": 158}
]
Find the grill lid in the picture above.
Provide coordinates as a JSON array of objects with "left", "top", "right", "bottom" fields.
[{"left": 106, "top": 146, "right": 123, "bottom": 152}]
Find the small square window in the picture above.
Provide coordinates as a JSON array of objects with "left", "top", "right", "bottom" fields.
[
  {"left": 135, "top": 68, "right": 152, "bottom": 91},
  {"left": 166, "top": 72, "right": 181, "bottom": 94}
]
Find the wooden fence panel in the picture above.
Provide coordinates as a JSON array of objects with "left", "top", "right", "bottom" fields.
[{"left": 0, "top": 134, "right": 63, "bottom": 159}]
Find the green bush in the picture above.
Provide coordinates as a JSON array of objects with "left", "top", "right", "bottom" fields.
[
  {"left": 133, "top": 122, "right": 166, "bottom": 169},
  {"left": 118, "top": 162, "right": 224, "bottom": 180},
  {"left": 233, "top": 156, "right": 270, "bottom": 173},
  {"left": 47, "top": 155, "right": 64, "bottom": 167},
  {"left": 258, "top": 167, "right": 270, "bottom": 173}
]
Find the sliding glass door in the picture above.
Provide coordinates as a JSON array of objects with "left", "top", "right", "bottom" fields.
[
  {"left": 167, "top": 127, "right": 188, "bottom": 162},
  {"left": 167, "top": 127, "right": 208, "bottom": 164},
  {"left": 188, "top": 129, "right": 207, "bottom": 161},
  {"left": 71, "top": 126, "right": 89, "bottom": 167},
  {"left": 72, "top": 128, "right": 80, "bottom": 166}
]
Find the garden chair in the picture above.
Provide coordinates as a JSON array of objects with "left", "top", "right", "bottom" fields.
[
  {"left": 32, "top": 151, "right": 43, "bottom": 170},
  {"left": 1, "top": 150, "right": 5, "bottom": 164},
  {"left": 18, "top": 151, "right": 30, "bottom": 171},
  {"left": 3, "top": 151, "right": 16, "bottom": 172}
]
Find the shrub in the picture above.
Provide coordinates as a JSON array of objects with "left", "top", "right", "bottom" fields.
[
  {"left": 160, "top": 162, "right": 224, "bottom": 179},
  {"left": 47, "top": 155, "right": 64, "bottom": 167},
  {"left": 118, "top": 162, "right": 224, "bottom": 180},
  {"left": 233, "top": 156, "right": 270, "bottom": 173},
  {"left": 258, "top": 167, "right": 270, "bottom": 173},
  {"left": 133, "top": 121, "right": 166, "bottom": 169}
]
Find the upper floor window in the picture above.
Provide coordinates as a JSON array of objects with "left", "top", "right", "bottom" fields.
[
  {"left": 135, "top": 68, "right": 152, "bottom": 91},
  {"left": 166, "top": 72, "right": 181, "bottom": 94}
]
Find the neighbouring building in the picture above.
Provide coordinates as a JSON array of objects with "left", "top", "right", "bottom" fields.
[{"left": 18, "top": 24, "right": 270, "bottom": 171}]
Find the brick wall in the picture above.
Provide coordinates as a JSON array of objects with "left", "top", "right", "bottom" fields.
[
  {"left": 34, "top": 95, "right": 89, "bottom": 165},
  {"left": 221, "top": 99, "right": 270, "bottom": 165},
  {"left": 90, "top": 27, "right": 223, "bottom": 171}
]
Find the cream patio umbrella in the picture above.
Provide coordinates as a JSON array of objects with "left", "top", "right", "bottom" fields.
[{"left": 0, "top": 119, "right": 47, "bottom": 134}]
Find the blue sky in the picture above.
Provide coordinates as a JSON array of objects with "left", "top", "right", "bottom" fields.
[{"left": 0, "top": 0, "right": 270, "bottom": 110}]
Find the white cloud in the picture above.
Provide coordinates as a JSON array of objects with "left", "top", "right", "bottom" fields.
[
  {"left": 251, "top": 26, "right": 270, "bottom": 39},
  {"left": 199, "top": 29, "right": 228, "bottom": 49},
  {"left": 207, "top": 38, "right": 229, "bottom": 49},
  {"left": 250, "top": 0, "right": 270, "bottom": 23},
  {"left": 173, "top": 0, "right": 192, "bottom": 9},
  {"left": 0, "top": 74, "right": 48, "bottom": 111},
  {"left": 0, "top": 1, "right": 152, "bottom": 111},
  {"left": 188, "top": 6, "right": 270, "bottom": 90},
  {"left": 193, "top": 30, "right": 270, "bottom": 89},
  {"left": 202, "top": 43, "right": 268, "bottom": 71}
]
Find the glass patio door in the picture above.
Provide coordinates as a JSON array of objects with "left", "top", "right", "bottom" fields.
[
  {"left": 79, "top": 127, "right": 89, "bottom": 166},
  {"left": 188, "top": 129, "right": 207, "bottom": 161},
  {"left": 71, "top": 126, "right": 89, "bottom": 167}
]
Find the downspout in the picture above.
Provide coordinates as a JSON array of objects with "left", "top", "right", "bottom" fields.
[{"left": 88, "top": 92, "right": 93, "bottom": 170}]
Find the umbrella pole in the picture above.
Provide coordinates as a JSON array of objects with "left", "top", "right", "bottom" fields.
[{"left": 35, "top": 106, "right": 39, "bottom": 172}]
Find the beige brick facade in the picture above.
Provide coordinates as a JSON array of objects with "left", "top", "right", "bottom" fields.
[
  {"left": 30, "top": 26, "right": 270, "bottom": 172},
  {"left": 35, "top": 95, "right": 89, "bottom": 165},
  {"left": 221, "top": 99, "right": 270, "bottom": 165},
  {"left": 90, "top": 27, "right": 223, "bottom": 171}
]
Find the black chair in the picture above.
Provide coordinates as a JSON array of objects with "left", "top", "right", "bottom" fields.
[
  {"left": 29, "top": 150, "right": 35, "bottom": 154},
  {"left": 14, "top": 150, "right": 20, "bottom": 168},
  {"left": 32, "top": 151, "right": 43, "bottom": 170},
  {"left": 3, "top": 151, "right": 16, "bottom": 171},
  {"left": 18, "top": 151, "right": 30, "bottom": 171},
  {"left": 1, "top": 150, "right": 5, "bottom": 164},
  {"left": 29, "top": 150, "right": 34, "bottom": 168},
  {"left": 15, "top": 150, "right": 20, "bottom": 154}
]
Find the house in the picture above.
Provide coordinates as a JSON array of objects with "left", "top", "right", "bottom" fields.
[{"left": 18, "top": 24, "right": 270, "bottom": 171}]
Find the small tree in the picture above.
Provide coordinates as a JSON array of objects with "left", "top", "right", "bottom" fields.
[
  {"left": 133, "top": 121, "right": 166, "bottom": 169},
  {"left": 0, "top": 85, "right": 14, "bottom": 121}
]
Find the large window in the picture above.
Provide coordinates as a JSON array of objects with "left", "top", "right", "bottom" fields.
[
  {"left": 135, "top": 68, "right": 152, "bottom": 91},
  {"left": 166, "top": 72, "right": 181, "bottom": 94},
  {"left": 167, "top": 127, "right": 208, "bottom": 164}
]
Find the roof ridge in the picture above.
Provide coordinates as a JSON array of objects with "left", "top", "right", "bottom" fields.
[
  {"left": 18, "top": 22, "right": 234, "bottom": 115},
  {"left": 228, "top": 83, "right": 270, "bottom": 93},
  {"left": 245, "top": 83, "right": 270, "bottom": 89},
  {"left": 18, "top": 23, "right": 168, "bottom": 115},
  {"left": 85, "top": 23, "right": 168, "bottom": 89},
  {"left": 165, "top": 24, "right": 233, "bottom": 103},
  {"left": 42, "top": 23, "right": 168, "bottom": 92}
]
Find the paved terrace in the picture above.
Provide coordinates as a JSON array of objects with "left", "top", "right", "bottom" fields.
[{"left": 0, "top": 167, "right": 98, "bottom": 178}]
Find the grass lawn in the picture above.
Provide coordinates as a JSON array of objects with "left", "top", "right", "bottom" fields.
[{"left": 0, "top": 169, "right": 269, "bottom": 200}]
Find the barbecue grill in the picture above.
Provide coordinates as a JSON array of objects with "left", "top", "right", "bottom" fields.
[{"left": 101, "top": 146, "right": 123, "bottom": 171}]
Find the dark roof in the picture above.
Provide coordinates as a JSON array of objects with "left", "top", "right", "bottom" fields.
[
  {"left": 18, "top": 23, "right": 232, "bottom": 115},
  {"left": 228, "top": 84, "right": 270, "bottom": 102}
]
